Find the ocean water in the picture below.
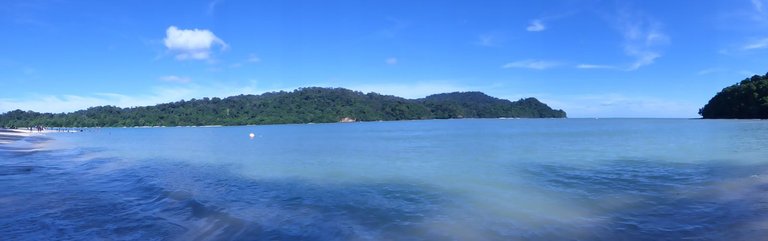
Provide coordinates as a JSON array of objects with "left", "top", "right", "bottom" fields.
[{"left": 2, "top": 119, "right": 768, "bottom": 240}]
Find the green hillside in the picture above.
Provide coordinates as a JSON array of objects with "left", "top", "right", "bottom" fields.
[
  {"left": 0, "top": 87, "right": 566, "bottom": 127},
  {"left": 700, "top": 73, "right": 768, "bottom": 119}
]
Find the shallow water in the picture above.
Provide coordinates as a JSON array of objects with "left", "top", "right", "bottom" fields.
[{"left": 2, "top": 119, "right": 768, "bottom": 240}]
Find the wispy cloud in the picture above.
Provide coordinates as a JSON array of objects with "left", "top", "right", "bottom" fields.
[
  {"left": 751, "top": 0, "right": 768, "bottom": 24},
  {"left": 526, "top": 19, "right": 546, "bottom": 32},
  {"left": 717, "top": 1, "right": 768, "bottom": 53},
  {"left": 742, "top": 37, "right": 768, "bottom": 50},
  {"left": 163, "top": 26, "right": 228, "bottom": 60},
  {"left": 385, "top": 57, "right": 398, "bottom": 65},
  {"left": 576, "top": 64, "right": 615, "bottom": 69},
  {"left": 524, "top": 8, "right": 584, "bottom": 33},
  {"left": 159, "top": 75, "right": 191, "bottom": 84},
  {"left": 717, "top": 0, "right": 768, "bottom": 32},
  {"left": 502, "top": 60, "right": 559, "bottom": 70},
  {"left": 625, "top": 51, "right": 661, "bottom": 70},
  {"left": 696, "top": 67, "right": 726, "bottom": 75},
  {"left": 615, "top": 9, "right": 669, "bottom": 70},
  {"left": 475, "top": 33, "right": 505, "bottom": 47}
]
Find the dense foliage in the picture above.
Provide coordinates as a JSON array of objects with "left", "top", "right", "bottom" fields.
[
  {"left": 699, "top": 73, "right": 768, "bottom": 119},
  {"left": 0, "top": 87, "right": 566, "bottom": 127}
]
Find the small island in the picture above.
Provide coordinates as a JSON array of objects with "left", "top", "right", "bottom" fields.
[
  {"left": 700, "top": 73, "right": 768, "bottom": 119},
  {"left": 0, "top": 87, "right": 566, "bottom": 127}
]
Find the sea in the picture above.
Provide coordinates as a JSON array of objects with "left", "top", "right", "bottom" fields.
[{"left": 2, "top": 119, "right": 768, "bottom": 240}]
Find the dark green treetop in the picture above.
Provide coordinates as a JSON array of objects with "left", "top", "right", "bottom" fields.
[
  {"left": 0, "top": 87, "right": 566, "bottom": 127},
  {"left": 700, "top": 73, "right": 768, "bottom": 119}
]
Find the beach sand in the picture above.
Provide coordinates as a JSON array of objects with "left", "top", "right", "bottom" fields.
[
  {"left": 0, "top": 129, "right": 54, "bottom": 155},
  {"left": 0, "top": 129, "right": 31, "bottom": 145}
]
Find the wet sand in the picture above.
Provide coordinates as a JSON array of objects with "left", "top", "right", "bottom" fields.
[
  {"left": 0, "top": 129, "right": 30, "bottom": 145},
  {"left": 0, "top": 129, "right": 53, "bottom": 155}
]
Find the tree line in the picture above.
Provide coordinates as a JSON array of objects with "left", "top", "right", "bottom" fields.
[
  {"left": 700, "top": 73, "right": 768, "bottom": 119},
  {"left": 0, "top": 87, "right": 567, "bottom": 128}
]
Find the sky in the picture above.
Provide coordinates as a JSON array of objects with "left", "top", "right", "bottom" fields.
[{"left": 1, "top": 0, "right": 767, "bottom": 118}]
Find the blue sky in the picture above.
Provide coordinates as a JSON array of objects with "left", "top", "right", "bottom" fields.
[{"left": 1, "top": 0, "right": 767, "bottom": 117}]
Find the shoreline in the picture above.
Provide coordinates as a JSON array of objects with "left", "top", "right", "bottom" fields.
[
  {"left": 1, "top": 118, "right": 568, "bottom": 129},
  {"left": 1, "top": 118, "right": 749, "bottom": 131},
  {"left": 0, "top": 129, "right": 53, "bottom": 155},
  {"left": 0, "top": 129, "right": 32, "bottom": 145},
  {"left": 0, "top": 128, "right": 63, "bottom": 144}
]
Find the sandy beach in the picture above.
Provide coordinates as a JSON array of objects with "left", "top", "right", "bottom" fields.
[
  {"left": 0, "top": 129, "right": 55, "bottom": 156},
  {"left": 0, "top": 129, "right": 32, "bottom": 145}
]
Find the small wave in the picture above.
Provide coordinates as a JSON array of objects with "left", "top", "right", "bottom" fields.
[
  {"left": 521, "top": 159, "right": 768, "bottom": 240},
  {"left": 0, "top": 165, "right": 42, "bottom": 176}
]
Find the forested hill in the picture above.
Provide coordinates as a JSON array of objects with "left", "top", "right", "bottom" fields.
[
  {"left": 0, "top": 87, "right": 566, "bottom": 127},
  {"left": 699, "top": 73, "right": 768, "bottom": 119}
]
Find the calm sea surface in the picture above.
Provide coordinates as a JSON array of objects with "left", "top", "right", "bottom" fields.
[{"left": 2, "top": 119, "right": 768, "bottom": 240}]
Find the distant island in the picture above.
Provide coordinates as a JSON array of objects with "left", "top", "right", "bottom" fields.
[
  {"left": 700, "top": 73, "right": 768, "bottom": 119},
  {"left": 0, "top": 87, "right": 566, "bottom": 128}
]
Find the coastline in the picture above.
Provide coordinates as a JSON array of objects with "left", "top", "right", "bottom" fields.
[
  {"left": 0, "top": 129, "right": 53, "bottom": 151},
  {"left": 3, "top": 117, "right": 572, "bottom": 129},
  {"left": 0, "top": 129, "right": 32, "bottom": 145}
]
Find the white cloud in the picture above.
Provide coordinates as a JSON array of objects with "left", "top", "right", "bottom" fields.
[
  {"left": 526, "top": 19, "right": 546, "bottom": 32},
  {"left": 159, "top": 75, "right": 191, "bottom": 84},
  {"left": 385, "top": 57, "right": 398, "bottom": 65},
  {"left": 696, "top": 67, "right": 725, "bottom": 75},
  {"left": 742, "top": 37, "right": 768, "bottom": 50},
  {"left": 502, "top": 60, "right": 559, "bottom": 70},
  {"left": 625, "top": 50, "right": 661, "bottom": 71},
  {"left": 163, "top": 26, "right": 227, "bottom": 60},
  {"left": 752, "top": 0, "right": 768, "bottom": 24},
  {"left": 616, "top": 11, "right": 669, "bottom": 70},
  {"left": 576, "top": 64, "right": 615, "bottom": 69}
]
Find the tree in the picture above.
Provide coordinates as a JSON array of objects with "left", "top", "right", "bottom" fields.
[
  {"left": 0, "top": 87, "right": 567, "bottom": 127},
  {"left": 700, "top": 73, "right": 768, "bottom": 119}
]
